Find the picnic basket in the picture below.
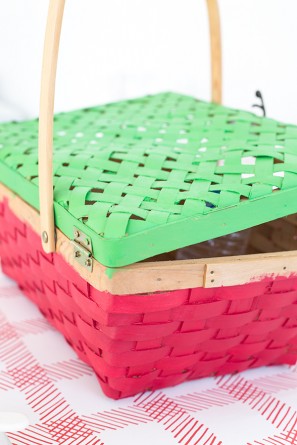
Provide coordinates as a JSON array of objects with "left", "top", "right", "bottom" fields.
[{"left": 1, "top": 0, "right": 297, "bottom": 399}]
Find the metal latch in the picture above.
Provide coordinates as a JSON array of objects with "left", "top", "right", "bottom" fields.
[{"left": 72, "top": 227, "right": 93, "bottom": 272}]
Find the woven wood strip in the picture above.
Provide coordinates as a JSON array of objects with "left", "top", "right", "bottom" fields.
[
  {"left": 1, "top": 92, "right": 297, "bottom": 266},
  {"left": 1, "top": 198, "right": 297, "bottom": 399}
]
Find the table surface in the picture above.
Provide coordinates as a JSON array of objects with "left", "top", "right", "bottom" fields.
[{"left": 1, "top": 270, "right": 297, "bottom": 445}]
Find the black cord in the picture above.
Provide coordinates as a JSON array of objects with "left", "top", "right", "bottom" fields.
[{"left": 252, "top": 90, "right": 266, "bottom": 117}]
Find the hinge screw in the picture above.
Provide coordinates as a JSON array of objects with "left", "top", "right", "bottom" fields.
[
  {"left": 74, "top": 230, "right": 80, "bottom": 238},
  {"left": 85, "top": 258, "right": 92, "bottom": 267},
  {"left": 42, "top": 231, "right": 48, "bottom": 243},
  {"left": 75, "top": 250, "right": 81, "bottom": 258}
]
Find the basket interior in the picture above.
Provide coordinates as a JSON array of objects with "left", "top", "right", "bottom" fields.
[{"left": 146, "top": 214, "right": 297, "bottom": 262}]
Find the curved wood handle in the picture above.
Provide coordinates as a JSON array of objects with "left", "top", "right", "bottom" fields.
[
  {"left": 38, "top": 0, "right": 222, "bottom": 253},
  {"left": 39, "top": 0, "right": 66, "bottom": 253},
  {"left": 207, "top": 0, "right": 222, "bottom": 104}
]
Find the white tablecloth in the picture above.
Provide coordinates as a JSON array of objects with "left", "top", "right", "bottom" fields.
[{"left": 1, "top": 270, "right": 297, "bottom": 445}]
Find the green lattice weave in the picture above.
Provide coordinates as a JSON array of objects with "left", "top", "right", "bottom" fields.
[{"left": 1, "top": 92, "right": 297, "bottom": 267}]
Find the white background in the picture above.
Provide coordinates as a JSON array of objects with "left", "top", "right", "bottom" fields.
[{"left": 0, "top": 0, "right": 296, "bottom": 123}]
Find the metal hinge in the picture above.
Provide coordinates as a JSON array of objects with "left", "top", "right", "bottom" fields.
[{"left": 72, "top": 227, "right": 93, "bottom": 272}]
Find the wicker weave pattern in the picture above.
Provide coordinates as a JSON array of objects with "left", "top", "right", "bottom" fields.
[
  {"left": 1, "top": 92, "right": 297, "bottom": 252},
  {"left": 1, "top": 198, "right": 297, "bottom": 399}
]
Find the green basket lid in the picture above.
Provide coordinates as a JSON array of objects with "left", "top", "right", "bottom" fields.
[{"left": 1, "top": 92, "right": 297, "bottom": 267}]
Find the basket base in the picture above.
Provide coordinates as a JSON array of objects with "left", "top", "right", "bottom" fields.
[{"left": 1, "top": 196, "right": 297, "bottom": 399}]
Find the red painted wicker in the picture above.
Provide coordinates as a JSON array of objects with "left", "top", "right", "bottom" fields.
[{"left": 1, "top": 197, "right": 297, "bottom": 399}]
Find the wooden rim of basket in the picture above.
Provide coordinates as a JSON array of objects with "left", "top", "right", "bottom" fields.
[
  {"left": 2, "top": 182, "right": 297, "bottom": 296},
  {"left": 38, "top": 0, "right": 223, "bottom": 254}
]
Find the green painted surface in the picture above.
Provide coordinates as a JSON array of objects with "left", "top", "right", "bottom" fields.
[{"left": 1, "top": 92, "right": 297, "bottom": 267}]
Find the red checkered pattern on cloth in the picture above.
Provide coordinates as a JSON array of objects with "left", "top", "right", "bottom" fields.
[{"left": 1, "top": 271, "right": 297, "bottom": 445}]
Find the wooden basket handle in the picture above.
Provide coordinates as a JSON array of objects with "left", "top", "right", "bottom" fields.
[{"left": 38, "top": 0, "right": 222, "bottom": 253}]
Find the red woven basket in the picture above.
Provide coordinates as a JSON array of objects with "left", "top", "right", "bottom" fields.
[
  {"left": 1, "top": 0, "right": 297, "bottom": 399},
  {"left": 2, "top": 197, "right": 297, "bottom": 399}
]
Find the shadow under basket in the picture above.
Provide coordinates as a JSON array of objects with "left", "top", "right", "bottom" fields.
[{"left": 1, "top": 187, "right": 297, "bottom": 399}]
